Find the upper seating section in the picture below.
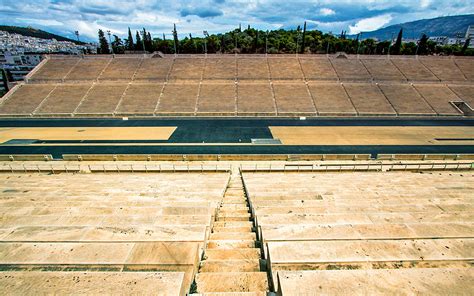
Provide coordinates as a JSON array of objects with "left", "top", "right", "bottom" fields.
[
  {"left": 64, "top": 58, "right": 110, "bottom": 81},
  {"left": 2, "top": 55, "right": 472, "bottom": 117},
  {"left": 360, "top": 58, "right": 405, "bottom": 81},
  {"left": 455, "top": 58, "right": 474, "bottom": 80},
  {"left": 203, "top": 58, "right": 235, "bottom": 80},
  {"left": 98, "top": 57, "right": 142, "bottom": 80},
  {"left": 28, "top": 58, "right": 79, "bottom": 82},
  {"left": 420, "top": 57, "right": 467, "bottom": 81},
  {"left": 26, "top": 55, "right": 472, "bottom": 84},
  {"left": 134, "top": 58, "right": 173, "bottom": 81}
]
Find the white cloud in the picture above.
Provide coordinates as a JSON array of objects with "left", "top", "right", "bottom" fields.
[
  {"left": 319, "top": 8, "right": 335, "bottom": 16},
  {"left": 15, "top": 18, "right": 63, "bottom": 27},
  {"left": 420, "top": 0, "right": 431, "bottom": 8},
  {"left": 348, "top": 13, "right": 393, "bottom": 34},
  {"left": 1, "top": 0, "right": 473, "bottom": 41},
  {"left": 71, "top": 21, "right": 122, "bottom": 39}
]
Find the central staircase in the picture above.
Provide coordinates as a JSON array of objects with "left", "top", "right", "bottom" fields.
[{"left": 193, "top": 173, "right": 269, "bottom": 295}]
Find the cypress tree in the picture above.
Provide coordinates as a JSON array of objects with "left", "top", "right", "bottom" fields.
[
  {"left": 127, "top": 27, "right": 134, "bottom": 50},
  {"left": 173, "top": 24, "right": 179, "bottom": 54},
  {"left": 392, "top": 28, "right": 403, "bottom": 54},
  {"left": 301, "top": 21, "right": 307, "bottom": 54},
  {"left": 135, "top": 31, "right": 143, "bottom": 51},
  {"left": 147, "top": 32, "right": 152, "bottom": 52},
  {"left": 142, "top": 28, "right": 148, "bottom": 51},
  {"left": 98, "top": 29, "right": 110, "bottom": 54},
  {"left": 418, "top": 34, "right": 429, "bottom": 55}
]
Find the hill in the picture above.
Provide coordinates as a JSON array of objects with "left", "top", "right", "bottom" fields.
[
  {"left": 0, "top": 25, "right": 85, "bottom": 45},
  {"left": 355, "top": 14, "right": 474, "bottom": 41}
]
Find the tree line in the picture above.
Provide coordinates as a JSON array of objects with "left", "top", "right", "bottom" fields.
[{"left": 97, "top": 23, "right": 473, "bottom": 56}]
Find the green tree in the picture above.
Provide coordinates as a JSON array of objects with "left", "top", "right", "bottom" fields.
[
  {"left": 106, "top": 26, "right": 473, "bottom": 56},
  {"left": 391, "top": 28, "right": 403, "bottom": 55},
  {"left": 417, "top": 34, "right": 429, "bottom": 55},
  {"left": 147, "top": 32, "right": 153, "bottom": 51},
  {"left": 135, "top": 31, "right": 143, "bottom": 51},
  {"left": 301, "top": 21, "right": 307, "bottom": 53},
  {"left": 98, "top": 29, "right": 110, "bottom": 54},
  {"left": 173, "top": 24, "right": 179, "bottom": 54},
  {"left": 401, "top": 42, "right": 417, "bottom": 55},
  {"left": 254, "top": 30, "right": 259, "bottom": 53},
  {"left": 142, "top": 28, "right": 148, "bottom": 51},
  {"left": 361, "top": 38, "right": 376, "bottom": 54},
  {"left": 142, "top": 28, "right": 153, "bottom": 52},
  {"left": 126, "top": 27, "right": 134, "bottom": 50},
  {"left": 111, "top": 35, "right": 125, "bottom": 54}
]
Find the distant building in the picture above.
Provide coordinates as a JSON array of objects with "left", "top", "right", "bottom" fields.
[
  {"left": 0, "top": 30, "right": 97, "bottom": 54},
  {"left": 0, "top": 30, "right": 97, "bottom": 83},
  {"left": 0, "top": 52, "right": 42, "bottom": 82},
  {"left": 428, "top": 36, "right": 466, "bottom": 46}
]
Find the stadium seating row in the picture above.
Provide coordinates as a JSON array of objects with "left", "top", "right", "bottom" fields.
[
  {"left": 0, "top": 172, "right": 230, "bottom": 294},
  {"left": 1, "top": 81, "right": 470, "bottom": 116},
  {"left": 27, "top": 56, "right": 474, "bottom": 82},
  {"left": 242, "top": 171, "right": 474, "bottom": 294}
]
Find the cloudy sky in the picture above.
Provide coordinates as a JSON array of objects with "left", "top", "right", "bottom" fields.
[{"left": 1, "top": 0, "right": 473, "bottom": 42}]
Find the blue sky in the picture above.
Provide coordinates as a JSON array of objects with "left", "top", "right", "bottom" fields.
[{"left": 1, "top": 0, "right": 473, "bottom": 42}]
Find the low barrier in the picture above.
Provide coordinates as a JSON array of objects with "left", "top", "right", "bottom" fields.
[
  {"left": 87, "top": 163, "right": 231, "bottom": 173},
  {"left": 240, "top": 162, "right": 473, "bottom": 172},
  {"left": 0, "top": 163, "right": 231, "bottom": 173},
  {"left": 377, "top": 154, "right": 474, "bottom": 160},
  {"left": 0, "top": 154, "right": 53, "bottom": 161},
  {"left": 61, "top": 154, "right": 372, "bottom": 161},
  {"left": 0, "top": 163, "right": 80, "bottom": 173},
  {"left": 2, "top": 153, "right": 473, "bottom": 162}
]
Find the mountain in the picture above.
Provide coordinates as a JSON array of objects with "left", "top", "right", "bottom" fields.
[
  {"left": 0, "top": 25, "right": 85, "bottom": 44},
  {"left": 354, "top": 14, "right": 474, "bottom": 41}
]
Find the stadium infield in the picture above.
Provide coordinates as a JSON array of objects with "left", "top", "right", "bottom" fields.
[{"left": 0, "top": 118, "right": 472, "bottom": 159}]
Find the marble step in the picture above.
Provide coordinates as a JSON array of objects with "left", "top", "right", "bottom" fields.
[
  {"left": 195, "top": 272, "right": 268, "bottom": 293},
  {"left": 190, "top": 293, "right": 266, "bottom": 296},
  {"left": 219, "top": 209, "right": 250, "bottom": 215},
  {"left": 216, "top": 216, "right": 252, "bottom": 222},
  {"left": 210, "top": 232, "right": 256, "bottom": 240},
  {"left": 207, "top": 240, "right": 256, "bottom": 249},
  {"left": 213, "top": 226, "right": 253, "bottom": 233},
  {"left": 205, "top": 248, "right": 261, "bottom": 260},
  {"left": 213, "top": 221, "right": 253, "bottom": 228},
  {"left": 200, "top": 259, "right": 260, "bottom": 272},
  {"left": 217, "top": 212, "right": 251, "bottom": 218},
  {"left": 220, "top": 204, "right": 249, "bottom": 210}
]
